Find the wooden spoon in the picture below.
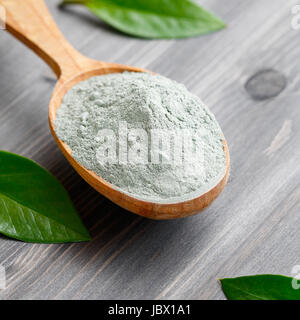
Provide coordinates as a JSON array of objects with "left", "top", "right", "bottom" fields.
[{"left": 0, "top": 0, "right": 230, "bottom": 220}]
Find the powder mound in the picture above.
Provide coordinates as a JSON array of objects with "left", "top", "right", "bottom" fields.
[{"left": 54, "top": 72, "right": 226, "bottom": 202}]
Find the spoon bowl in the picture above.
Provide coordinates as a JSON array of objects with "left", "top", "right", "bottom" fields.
[{"left": 1, "top": 0, "right": 230, "bottom": 219}]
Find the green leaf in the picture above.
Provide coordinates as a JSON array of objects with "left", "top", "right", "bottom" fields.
[
  {"left": 220, "top": 275, "right": 300, "bottom": 300},
  {"left": 61, "top": 0, "right": 225, "bottom": 39},
  {"left": 0, "top": 150, "right": 91, "bottom": 243}
]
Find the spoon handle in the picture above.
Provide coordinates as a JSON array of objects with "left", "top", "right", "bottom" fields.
[{"left": 0, "top": 0, "right": 97, "bottom": 81}]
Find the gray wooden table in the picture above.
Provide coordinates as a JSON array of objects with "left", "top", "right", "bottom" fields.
[{"left": 0, "top": 0, "right": 300, "bottom": 300}]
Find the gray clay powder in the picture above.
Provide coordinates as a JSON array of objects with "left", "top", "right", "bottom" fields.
[{"left": 54, "top": 72, "right": 226, "bottom": 203}]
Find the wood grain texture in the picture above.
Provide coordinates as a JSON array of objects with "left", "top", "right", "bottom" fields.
[{"left": 0, "top": 0, "right": 300, "bottom": 299}]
